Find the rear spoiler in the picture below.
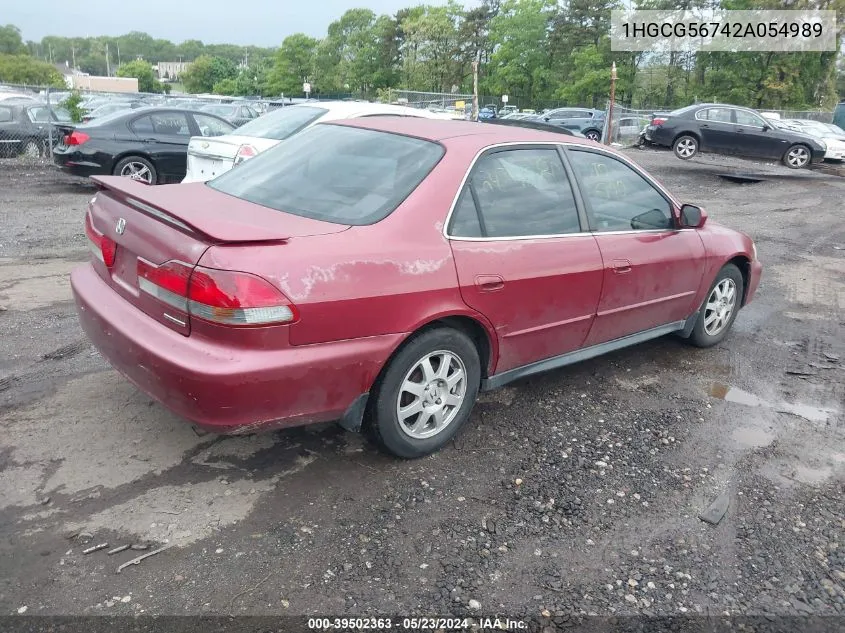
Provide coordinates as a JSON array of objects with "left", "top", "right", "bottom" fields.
[
  {"left": 91, "top": 176, "right": 201, "bottom": 236},
  {"left": 89, "top": 176, "right": 294, "bottom": 244}
]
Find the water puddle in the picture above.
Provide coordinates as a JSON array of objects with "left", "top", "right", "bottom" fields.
[
  {"left": 709, "top": 383, "right": 837, "bottom": 424},
  {"left": 731, "top": 427, "right": 776, "bottom": 448}
]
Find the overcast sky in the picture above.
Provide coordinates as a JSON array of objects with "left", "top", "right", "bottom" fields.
[{"left": 9, "top": 0, "right": 457, "bottom": 46}]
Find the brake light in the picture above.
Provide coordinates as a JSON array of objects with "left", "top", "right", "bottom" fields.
[
  {"left": 84, "top": 213, "right": 116, "bottom": 267},
  {"left": 137, "top": 260, "right": 298, "bottom": 326},
  {"left": 651, "top": 117, "right": 667, "bottom": 126},
  {"left": 65, "top": 131, "right": 90, "bottom": 146},
  {"left": 233, "top": 144, "right": 257, "bottom": 166}
]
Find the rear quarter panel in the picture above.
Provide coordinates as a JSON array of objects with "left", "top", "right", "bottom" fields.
[{"left": 197, "top": 141, "right": 500, "bottom": 369}]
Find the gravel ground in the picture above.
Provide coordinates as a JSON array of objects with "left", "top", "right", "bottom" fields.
[{"left": 0, "top": 150, "right": 842, "bottom": 627}]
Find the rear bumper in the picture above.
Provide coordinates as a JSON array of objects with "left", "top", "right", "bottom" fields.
[
  {"left": 53, "top": 149, "right": 108, "bottom": 178},
  {"left": 71, "top": 264, "right": 404, "bottom": 433}
]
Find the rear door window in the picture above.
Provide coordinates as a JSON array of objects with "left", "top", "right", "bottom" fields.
[
  {"left": 0, "top": 107, "right": 13, "bottom": 123},
  {"left": 449, "top": 148, "right": 582, "bottom": 238},
  {"left": 209, "top": 124, "right": 444, "bottom": 225}
]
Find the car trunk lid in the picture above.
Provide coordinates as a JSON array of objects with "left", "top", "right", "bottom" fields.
[
  {"left": 184, "top": 135, "right": 280, "bottom": 182},
  {"left": 86, "top": 176, "right": 348, "bottom": 335}
]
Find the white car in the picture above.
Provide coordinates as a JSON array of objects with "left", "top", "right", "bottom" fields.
[
  {"left": 780, "top": 119, "right": 845, "bottom": 161},
  {"left": 182, "top": 101, "right": 453, "bottom": 183}
]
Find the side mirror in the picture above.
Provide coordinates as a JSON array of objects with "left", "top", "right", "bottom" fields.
[
  {"left": 762, "top": 124, "right": 771, "bottom": 131},
  {"left": 679, "top": 204, "right": 707, "bottom": 228},
  {"left": 543, "top": 116, "right": 550, "bottom": 122}
]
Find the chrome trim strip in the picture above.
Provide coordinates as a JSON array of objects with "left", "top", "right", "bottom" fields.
[
  {"left": 503, "top": 313, "right": 593, "bottom": 339},
  {"left": 596, "top": 290, "right": 697, "bottom": 317},
  {"left": 163, "top": 313, "right": 187, "bottom": 327},
  {"left": 442, "top": 141, "right": 681, "bottom": 242},
  {"left": 188, "top": 149, "right": 234, "bottom": 161},
  {"left": 126, "top": 198, "right": 193, "bottom": 232}
]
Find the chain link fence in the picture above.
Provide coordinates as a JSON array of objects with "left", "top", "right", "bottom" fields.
[{"left": 0, "top": 82, "right": 358, "bottom": 165}]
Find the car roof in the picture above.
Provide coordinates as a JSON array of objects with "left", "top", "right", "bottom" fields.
[
  {"left": 302, "top": 100, "right": 451, "bottom": 119},
  {"left": 327, "top": 116, "right": 597, "bottom": 152}
]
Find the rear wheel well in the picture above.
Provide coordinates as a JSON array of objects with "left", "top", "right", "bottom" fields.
[
  {"left": 673, "top": 131, "right": 700, "bottom": 146},
  {"left": 360, "top": 315, "right": 493, "bottom": 432},
  {"left": 726, "top": 256, "right": 751, "bottom": 305}
]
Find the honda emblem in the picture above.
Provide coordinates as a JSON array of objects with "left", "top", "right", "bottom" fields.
[{"left": 116, "top": 218, "right": 126, "bottom": 235}]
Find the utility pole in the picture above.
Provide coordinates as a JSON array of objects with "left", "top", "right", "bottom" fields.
[
  {"left": 472, "top": 60, "right": 479, "bottom": 121},
  {"left": 72, "top": 46, "right": 76, "bottom": 70},
  {"left": 105, "top": 42, "right": 111, "bottom": 76},
  {"left": 117, "top": 43, "right": 121, "bottom": 67},
  {"left": 606, "top": 62, "right": 617, "bottom": 144}
]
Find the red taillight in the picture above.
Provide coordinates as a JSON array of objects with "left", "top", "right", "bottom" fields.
[
  {"left": 137, "top": 260, "right": 298, "bottom": 326},
  {"left": 651, "top": 117, "right": 667, "bottom": 126},
  {"left": 84, "top": 213, "right": 116, "bottom": 267},
  {"left": 65, "top": 131, "right": 90, "bottom": 146},
  {"left": 233, "top": 144, "right": 257, "bottom": 166}
]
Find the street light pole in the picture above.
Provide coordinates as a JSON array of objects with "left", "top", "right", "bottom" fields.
[{"left": 606, "top": 62, "right": 618, "bottom": 144}]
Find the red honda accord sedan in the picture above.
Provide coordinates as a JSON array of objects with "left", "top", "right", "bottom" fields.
[{"left": 71, "top": 117, "right": 762, "bottom": 458}]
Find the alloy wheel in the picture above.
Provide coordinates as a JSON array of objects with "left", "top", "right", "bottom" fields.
[
  {"left": 120, "top": 161, "right": 153, "bottom": 183},
  {"left": 396, "top": 350, "right": 467, "bottom": 440},
  {"left": 787, "top": 146, "right": 809, "bottom": 168},
  {"left": 704, "top": 278, "right": 737, "bottom": 336},
  {"left": 676, "top": 138, "right": 696, "bottom": 158}
]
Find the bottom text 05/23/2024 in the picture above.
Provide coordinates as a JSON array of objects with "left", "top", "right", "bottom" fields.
[{"left": 305, "top": 616, "right": 528, "bottom": 630}]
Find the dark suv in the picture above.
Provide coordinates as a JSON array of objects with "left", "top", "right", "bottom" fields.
[{"left": 537, "top": 107, "right": 605, "bottom": 141}]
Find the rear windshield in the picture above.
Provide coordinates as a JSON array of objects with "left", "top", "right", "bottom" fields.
[
  {"left": 208, "top": 124, "right": 444, "bottom": 225},
  {"left": 203, "top": 104, "right": 235, "bottom": 116},
  {"left": 232, "top": 105, "right": 327, "bottom": 140},
  {"left": 668, "top": 104, "right": 699, "bottom": 117}
]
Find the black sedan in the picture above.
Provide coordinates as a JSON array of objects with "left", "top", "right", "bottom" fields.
[
  {"left": 53, "top": 108, "right": 235, "bottom": 184},
  {"left": 0, "top": 102, "right": 72, "bottom": 158},
  {"left": 645, "top": 103, "right": 825, "bottom": 169}
]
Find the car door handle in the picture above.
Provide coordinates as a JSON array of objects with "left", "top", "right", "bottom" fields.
[
  {"left": 700, "top": 124, "right": 710, "bottom": 128},
  {"left": 735, "top": 128, "right": 745, "bottom": 134},
  {"left": 611, "top": 259, "right": 632, "bottom": 274},
  {"left": 142, "top": 137, "right": 158, "bottom": 143},
  {"left": 475, "top": 274, "right": 505, "bottom": 292}
]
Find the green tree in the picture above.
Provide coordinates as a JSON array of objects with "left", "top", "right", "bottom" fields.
[
  {"left": 61, "top": 90, "right": 84, "bottom": 122},
  {"left": 0, "top": 53, "right": 64, "bottom": 86},
  {"left": 0, "top": 24, "right": 26, "bottom": 54},
  {"left": 115, "top": 59, "right": 164, "bottom": 92},
  {"left": 181, "top": 55, "right": 237, "bottom": 93},
  {"left": 484, "top": 0, "right": 557, "bottom": 104},
  {"left": 265, "top": 33, "right": 318, "bottom": 96}
]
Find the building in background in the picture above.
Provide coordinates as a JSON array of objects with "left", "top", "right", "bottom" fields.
[
  {"left": 71, "top": 76, "right": 139, "bottom": 92},
  {"left": 155, "top": 61, "right": 192, "bottom": 81}
]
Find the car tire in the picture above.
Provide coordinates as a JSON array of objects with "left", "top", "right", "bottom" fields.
[
  {"left": 114, "top": 156, "right": 158, "bottom": 184},
  {"left": 367, "top": 328, "right": 481, "bottom": 459},
  {"left": 688, "top": 263, "right": 744, "bottom": 348},
  {"left": 584, "top": 129, "right": 601, "bottom": 141},
  {"left": 783, "top": 144, "right": 811, "bottom": 169},
  {"left": 21, "top": 140, "right": 41, "bottom": 158},
  {"left": 673, "top": 135, "right": 699, "bottom": 160}
]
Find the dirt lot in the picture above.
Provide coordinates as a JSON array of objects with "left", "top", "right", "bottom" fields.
[{"left": 0, "top": 150, "right": 843, "bottom": 625}]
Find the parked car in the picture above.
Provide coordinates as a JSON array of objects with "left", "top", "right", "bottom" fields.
[
  {"left": 72, "top": 117, "right": 761, "bottom": 458},
  {"left": 477, "top": 107, "right": 496, "bottom": 121},
  {"left": 537, "top": 108, "right": 605, "bottom": 141},
  {"left": 833, "top": 100, "right": 845, "bottom": 130},
  {"left": 182, "top": 101, "right": 453, "bottom": 183},
  {"left": 483, "top": 116, "right": 585, "bottom": 137},
  {"left": 779, "top": 119, "right": 845, "bottom": 161},
  {"left": 81, "top": 101, "right": 146, "bottom": 123},
  {"left": 0, "top": 92, "right": 38, "bottom": 103},
  {"left": 0, "top": 102, "right": 72, "bottom": 157},
  {"left": 645, "top": 103, "right": 826, "bottom": 169},
  {"left": 200, "top": 103, "right": 260, "bottom": 127},
  {"left": 53, "top": 107, "right": 235, "bottom": 184},
  {"left": 500, "top": 105, "right": 518, "bottom": 116}
]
